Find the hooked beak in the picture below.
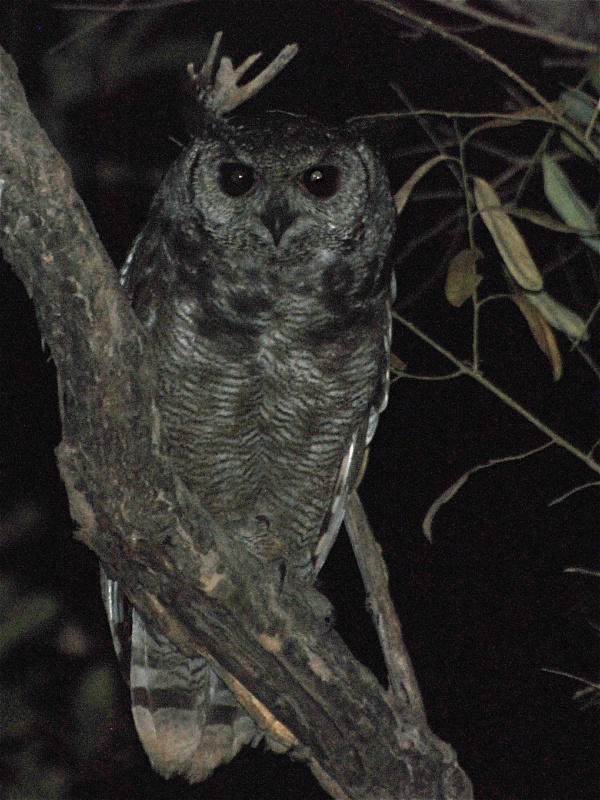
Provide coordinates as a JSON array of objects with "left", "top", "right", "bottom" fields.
[{"left": 259, "top": 196, "right": 298, "bottom": 247}]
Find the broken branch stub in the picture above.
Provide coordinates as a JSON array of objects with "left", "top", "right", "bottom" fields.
[{"left": 188, "top": 31, "right": 299, "bottom": 117}]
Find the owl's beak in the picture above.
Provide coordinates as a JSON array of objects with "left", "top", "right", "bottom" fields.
[{"left": 260, "top": 197, "right": 298, "bottom": 247}]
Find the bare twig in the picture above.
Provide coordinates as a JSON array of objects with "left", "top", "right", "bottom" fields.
[
  {"left": 564, "top": 567, "right": 600, "bottom": 577},
  {"left": 344, "top": 492, "right": 426, "bottom": 718},
  {"left": 423, "top": 443, "right": 554, "bottom": 541},
  {"left": 399, "top": 369, "right": 464, "bottom": 381},
  {"left": 54, "top": 0, "right": 198, "bottom": 8},
  {"left": 422, "top": 0, "right": 599, "bottom": 53},
  {"left": 49, "top": 0, "right": 134, "bottom": 55},
  {"left": 541, "top": 668, "right": 600, "bottom": 693},
  {"left": 188, "top": 31, "right": 298, "bottom": 116},
  {"left": 548, "top": 481, "right": 600, "bottom": 506}
]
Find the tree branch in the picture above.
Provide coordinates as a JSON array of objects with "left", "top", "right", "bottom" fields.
[{"left": 0, "top": 45, "right": 472, "bottom": 800}]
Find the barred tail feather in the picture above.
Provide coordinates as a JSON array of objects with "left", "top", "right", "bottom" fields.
[
  {"left": 130, "top": 608, "right": 260, "bottom": 782},
  {"left": 101, "top": 570, "right": 260, "bottom": 783}
]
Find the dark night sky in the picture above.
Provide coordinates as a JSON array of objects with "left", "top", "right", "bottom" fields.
[{"left": 1, "top": 2, "right": 599, "bottom": 798}]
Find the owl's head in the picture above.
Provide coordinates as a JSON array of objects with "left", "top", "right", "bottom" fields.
[
  {"left": 123, "top": 111, "right": 397, "bottom": 331},
  {"left": 154, "top": 111, "right": 395, "bottom": 281}
]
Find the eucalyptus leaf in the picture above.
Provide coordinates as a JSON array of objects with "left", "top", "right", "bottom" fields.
[
  {"left": 473, "top": 177, "right": 543, "bottom": 291},
  {"left": 526, "top": 290, "right": 589, "bottom": 341},
  {"left": 394, "top": 154, "right": 451, "bottom": 216},
  {"left": 560, "top": 88, "right": 600, "bottom": 134},
  {"left": 445, "top": 248, "right": 483, "bottom": 307},
  {"left": 513, "top": 293, "right": 562, "bottom": 380},
  {"left": 542, "top": 156, "right": 600, "bottom": 256}
]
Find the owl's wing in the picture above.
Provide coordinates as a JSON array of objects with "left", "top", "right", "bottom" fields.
[
  {"left": 113, "top": 231, "right": 265, "bottom": 780},
  {"left": 313, "top": 272, "right": 396, "bottom": 576},
  {"left": 100, "top": 569, "right": 260, "bottom": 782}
]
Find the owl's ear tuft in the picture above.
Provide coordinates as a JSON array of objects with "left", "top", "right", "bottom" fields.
[{"left": 345, "top": 116, "right": 399, "bottom": 160}]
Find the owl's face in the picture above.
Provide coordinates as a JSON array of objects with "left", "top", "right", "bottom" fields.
[{"left": 156, "top": 112, "right": 395, "bottom": 291}]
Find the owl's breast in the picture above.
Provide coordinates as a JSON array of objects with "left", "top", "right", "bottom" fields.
[{"left": 153, "top": 285, "right": 385, "bottom": 576}]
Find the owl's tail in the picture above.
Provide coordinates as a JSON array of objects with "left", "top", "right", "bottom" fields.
[{"left": 101, "top": 569, "right": 260, "bottom": 782}]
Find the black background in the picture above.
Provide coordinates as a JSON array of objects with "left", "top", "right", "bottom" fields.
[{"left": 1, "top": 2, "right": 599, "bottom": 798}]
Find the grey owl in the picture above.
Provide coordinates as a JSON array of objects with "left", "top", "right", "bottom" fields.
[{"left": 101, "top": 109, "right": 396, "bottom": 782}]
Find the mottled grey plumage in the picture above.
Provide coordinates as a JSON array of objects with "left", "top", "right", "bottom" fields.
[{"left": 102, "top": 110, "right": 396, "bottom": 782}]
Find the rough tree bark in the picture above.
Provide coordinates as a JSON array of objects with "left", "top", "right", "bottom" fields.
[{"left": 0, "top": 44, "right": 473, "bottom": 800}]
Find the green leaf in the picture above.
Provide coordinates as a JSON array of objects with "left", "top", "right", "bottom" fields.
[
  {"left": 0, "top": 593, "right": 59, "bottom": 659},
  {"left": 503, "top": 206, "right": 585, "bottom": 234},
  {"left": 473, "top": 177, "right": 543, "bottom": 291},
  {"left": 445, "top": 247, "right": 483, "bottom": 307},
  {"left": 542, "top": 155, "right": 600, "bottom": 256},
  {"left": 0, "top": 685, "right": 36, "bottom": 738},
  {"left": 525, "top": 290, "right": 589, "bottom": 342},
  {"left": 560, "top": 131, "right": 595, "bottom": 162},
  {"left": 561, "top": 88, "right": 600, "bottom": 134}
]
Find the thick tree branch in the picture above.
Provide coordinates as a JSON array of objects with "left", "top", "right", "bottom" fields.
[{"left": 0, "top": 45, "right": 472, "bottom": 800}]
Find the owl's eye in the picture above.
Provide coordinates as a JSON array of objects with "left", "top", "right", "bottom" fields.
[
  {"left": 218, "top": 162, "right": 257, "bottom": 197},
  {"left": 302, "top": 165, "right": 341, "bottom": 199}
]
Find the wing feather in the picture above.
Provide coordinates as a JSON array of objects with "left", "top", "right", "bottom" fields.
[{"left": 313, "top": 277, "right": 394, "bottom": 576}]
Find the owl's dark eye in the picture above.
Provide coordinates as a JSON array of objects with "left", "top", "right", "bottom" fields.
[
  {"left": 218, "top": 162, "right": 257, "bottom": 197},
  {"left": 302, "top": 165, "right": 341, "bottom": 199}
]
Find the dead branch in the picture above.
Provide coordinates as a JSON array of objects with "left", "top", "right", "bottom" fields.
[
  {"left": 345, "top": 492, "right": 425, "bottom": 718},
  {"left": 187, "top": 32, "right": 299, "bottom": 116}
]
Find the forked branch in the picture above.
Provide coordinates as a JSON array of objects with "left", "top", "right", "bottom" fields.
[{"left": 188, "top": 30, "right": 299, "bottom": 116}]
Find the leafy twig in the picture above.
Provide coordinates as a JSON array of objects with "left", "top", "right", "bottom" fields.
[
  {"left": 392, "top": 312, "right": 600, "bottom": 476},
  {"left": 362, "top": 0, "right": 600, "bottom": 161}
]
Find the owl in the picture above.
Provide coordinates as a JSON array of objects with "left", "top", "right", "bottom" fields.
[{"left": 101, "top": 109, "right": 396, "bottom": 782}]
